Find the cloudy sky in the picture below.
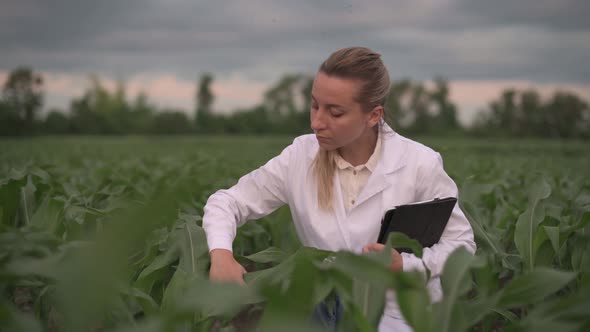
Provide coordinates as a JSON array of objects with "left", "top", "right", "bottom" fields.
[{"left": 1, "top": 0, "right": 589, "bottom": 125}]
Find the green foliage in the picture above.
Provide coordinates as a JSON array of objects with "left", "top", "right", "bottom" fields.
[{"left": 1, "top": 130, "right": 590, "bottom": 331}]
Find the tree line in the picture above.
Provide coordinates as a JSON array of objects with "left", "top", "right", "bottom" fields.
[{"left": 1, "top": 66, "right": 589, "bottom": 138}]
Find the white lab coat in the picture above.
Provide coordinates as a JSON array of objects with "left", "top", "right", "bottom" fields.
[{"left": 203, "top": 123, "right": 476, "bottom": 331}]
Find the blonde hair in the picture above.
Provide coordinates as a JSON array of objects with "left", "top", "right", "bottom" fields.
[{"left": 313, "top": 47, "right": 391, "bottom": 210}]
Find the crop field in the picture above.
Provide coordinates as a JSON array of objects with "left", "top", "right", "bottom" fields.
[{"left": 1, "top": 135, "right": 589, "bottom": 331}]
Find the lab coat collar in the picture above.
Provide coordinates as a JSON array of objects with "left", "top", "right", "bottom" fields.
[
  {"left": 307, "top": 121, "right": 407, "bottom": 175},
  {"left": 333, "top": 128, "right": 382, "bottom": 172},
  {"left": 307, "top": 121, "right": 407, "bottom": 209},
  {"left": 354, "top": 122, "right": 407, "bottom": 207}
]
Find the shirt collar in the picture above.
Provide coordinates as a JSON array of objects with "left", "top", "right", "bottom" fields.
[{"left": 334, "top": 130, "right": 382, "bottom": 172}]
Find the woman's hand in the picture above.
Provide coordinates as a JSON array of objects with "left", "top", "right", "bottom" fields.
[
  {"left": 209, "top": 249, "right": 247, "bottom": 285},
  {"left": 362, "top": 243, "right": 404, "bottom": 272}
]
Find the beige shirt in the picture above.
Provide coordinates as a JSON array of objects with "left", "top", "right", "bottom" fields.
[{"left": 334, "top": 131, "right": 382, "bottom": 214}]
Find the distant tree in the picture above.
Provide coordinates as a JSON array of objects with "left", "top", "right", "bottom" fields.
[
  {"left": 202, "top": 73, "right": 313, "bottom": 136},
  {"left": 406, "top": 82, "right": 432, "bottom": 133},
  {"left": 262, "top": 74, "right": 313, "bottom": 133},
  {"left": 69, "top": 92, "right": 105, "bottom": 134},
  {"left": 493, "top": 89, "right": 518, "bottom": 135},
  {"left": 472, "top": 88, "right": 589, "bottom": 138},
  {"left": 44, "top": 109, "right": 70, "bottom": 134},
  {"left": 0, "top": 99, "right": 23, "bottom": 136},
  {"left": 129, "top": 92, "right": 155, "bottom": 134},
  {"left": 429, "top": 77, "right": 460, "bottom": 133},
  {"left": 68, "top": 77, "right": 152, "bottom": 135},
  {"left": 264, "top": 74, "right": 301, "bottom": 116},
  {"left": 385, "top": 78, "right": 460, "bottom": 135},
  {"left": 1, "top": 66, "right": 44, "bottom": 134},
  {"left": 225, "top": 105, "right": 270, "bottom": 134},
  {"left": 386, "top": 79, "right": 412, "bottom": 130},
  {"left": 109, "top": 80, "right": 131, "bottom": 134},
  {"left": 297, "top": 76, "right": 314, "bottom": 133},
  {"left": 301, "top": 77, "right": 313, "bottom": 113},
  {"left": 69, "top": 77, "right": 110, "bottom": 134},
  {"left": 543, "top": 92, "right": 589, "bottom": 138},
  {"left": 195, "top": 73, "right": 214, "bottom": 129},
  {"left": 152, "top": 110, "right": 192, "bottom": 134},
  {"left": 519, "top": 90, "right": 543, "bottom": 136}
]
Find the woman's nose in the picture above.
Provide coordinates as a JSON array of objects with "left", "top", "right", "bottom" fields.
[{"left": 311, "top": 109, "right": 327, "bottom": 132}]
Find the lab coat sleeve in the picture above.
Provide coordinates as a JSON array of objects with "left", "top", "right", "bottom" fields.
[
  {"left": 400, "top": 152, "right": 476, "bottom": 277},
  {"left": 202, "top": 140, "right": 295, "bottom": 252}
]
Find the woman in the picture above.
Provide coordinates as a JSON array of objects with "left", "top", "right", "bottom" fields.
[{"left": 203, "top": 47, "right": 476, "bottom": 331}]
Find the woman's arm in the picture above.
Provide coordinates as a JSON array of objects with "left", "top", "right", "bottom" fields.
[
  {"left": 202, "top": 139, "right": 297, "bottom": 283},
  {"left": 400, "top": 152, "right": 476, "bottom": 277},
  {"left": 203, "top": 141, "right": 294, "bottom": 252}
]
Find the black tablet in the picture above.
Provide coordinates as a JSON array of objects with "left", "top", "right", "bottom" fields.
[{"left": 377, "top": 197, "right": 458, "bottom": 253}]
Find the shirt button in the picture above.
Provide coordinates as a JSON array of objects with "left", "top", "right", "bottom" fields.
[
  {"left": 351, "top": 200, "right": 355, "bottom": 205},
  {"left": 353, "top": 170, "right": 357, "bottom": 175}
]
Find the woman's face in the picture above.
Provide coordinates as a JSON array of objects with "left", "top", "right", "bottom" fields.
[{"left": 310, "top": 71, "right": 380, "bottom": 151}]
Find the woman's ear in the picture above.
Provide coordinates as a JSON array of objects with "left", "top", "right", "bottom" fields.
[{"left": 368, "top": 105, "right": 384, "bottom": 127}]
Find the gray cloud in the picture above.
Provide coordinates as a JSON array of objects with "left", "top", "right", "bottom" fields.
[
  {"left": 453, "top": 0, "right": 590, "bottom": 31},
  {"left": 1, "top": 0, "right": 588, "bottom": 84}
]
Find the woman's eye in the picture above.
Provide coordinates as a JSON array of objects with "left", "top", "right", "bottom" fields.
[
  {"left": 311, "top": 104, "right": 318, "bottom": 110},
  {"left": 331, "top": 113, "right": 343, "bottom": 118}
]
